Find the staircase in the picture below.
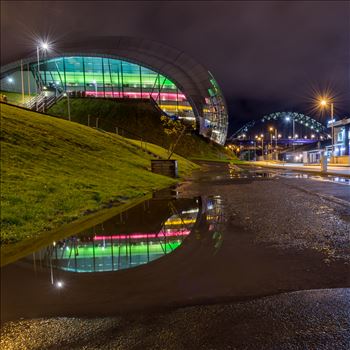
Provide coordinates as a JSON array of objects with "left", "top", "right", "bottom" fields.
[{"left": 25, "top": 91, "right": 64, "bottom": 112}]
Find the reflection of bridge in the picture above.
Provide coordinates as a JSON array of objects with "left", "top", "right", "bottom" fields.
[{"left": 229, "top": 111, "right": 328, "bottom": 141}]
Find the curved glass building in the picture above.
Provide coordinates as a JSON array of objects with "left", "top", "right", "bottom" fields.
[{"left": 0, "top": 37, "right": 228, "bottom": 144}]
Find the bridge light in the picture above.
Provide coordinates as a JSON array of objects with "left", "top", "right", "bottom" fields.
[
  {"left": 295, "top": 134, "right": 298, "bottom": 138},
  {"left": 285, "top": 116, "right": 291, "bottom": 121},
  {"left": 278, "top": 134, "right": 282, "bottom": 138},
  {"left": 311, "top": 134, "right": 315, "bottom": 138}
]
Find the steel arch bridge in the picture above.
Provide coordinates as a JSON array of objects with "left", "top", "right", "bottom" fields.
[{"left": 229, "top": 111, "right": 328, "bottom": 140}]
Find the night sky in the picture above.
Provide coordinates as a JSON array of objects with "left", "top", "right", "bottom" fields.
[{"left": 1, "top": 1, "right": 349, "bottom": 133}]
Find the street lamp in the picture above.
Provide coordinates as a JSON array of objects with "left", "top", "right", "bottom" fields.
[
  {"left": 36, "top": 41, "right": 50, "bottom": 91},
  {"left": 285, "top": 115, "right": 295, "bottom": 150},
  {"left": 63, "top": 92, "right": 71, "bottom": 121},
  {"left": 269, "top": 127, "right": 273, "bottom": 153},
  {"left": 258, "top": 136, "right": 264, "bottom": 157},
  {"left": 319, "top": 98, "right": 334, "bottom": 160}
]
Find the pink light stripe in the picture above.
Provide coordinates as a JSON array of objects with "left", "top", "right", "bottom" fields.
[
  {"left": 93, "top": 230, "right": 190, "bottom": 241},
  {"left": 85, "top": 91, "right": 186, "bottom": 101}
]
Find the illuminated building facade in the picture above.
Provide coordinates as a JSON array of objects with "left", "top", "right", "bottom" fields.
[{"left": 0, "top": 37, "right": 228, "bottom": 144}]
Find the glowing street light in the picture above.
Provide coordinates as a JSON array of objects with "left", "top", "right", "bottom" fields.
[
  {"left": 319, "top": 98, "right": 335, "bottom": 159},
  {"left": 7, "top": 77, "right": 13, "bottom": 83},
  {"left": 36, "top": 40, "right": 51, "bottom": 100}
]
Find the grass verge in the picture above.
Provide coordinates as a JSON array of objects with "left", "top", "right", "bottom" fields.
[
  {"left": 0, "top": 103, "right": 198, "bottom": 265},
  {"left": 48, "top": 97, "right": 232, "bottom": 161}
]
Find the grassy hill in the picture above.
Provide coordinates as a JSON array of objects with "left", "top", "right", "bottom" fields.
[
  {"left": 48, "top": 97, "right": 232, "bottom": 161},
  {"left": 0, "top": 90, "right": 35, "bottom": 106},
  {"left": 0, "top": 103, "right": 198, "bottom": 257}
]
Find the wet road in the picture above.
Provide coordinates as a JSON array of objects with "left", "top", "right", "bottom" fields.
[{"left": 1, "top": 163, "right": 349, "bottom": 349}]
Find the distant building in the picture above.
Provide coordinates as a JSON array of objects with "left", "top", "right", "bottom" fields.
[{"left": 326, "top": 118, "right": 350, "bottom": 160}]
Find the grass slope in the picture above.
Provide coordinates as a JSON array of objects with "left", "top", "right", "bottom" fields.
[
  {"left": 1, "top": 90, "right": 34, "bottom": 106},
  {"left": 0, "top": 103, "right": 198, "bottom": 248},
  {"left": 48, "top": 98, "right": 232, "bottom": 161}
]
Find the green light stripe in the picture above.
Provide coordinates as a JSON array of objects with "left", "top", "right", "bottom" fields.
[{"left": 57, "top": 242, "right": 181, "bottom": 259}]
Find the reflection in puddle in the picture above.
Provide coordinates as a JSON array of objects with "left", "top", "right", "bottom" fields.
[
  {"left": 279, "top": 172, "right": 350, "bottom": 185},
  {"left": 25, "top": 196, "right": 224, "bottom": 275},
  {"left": 228, "top": 165, "right": 276, "bottom": 181}
]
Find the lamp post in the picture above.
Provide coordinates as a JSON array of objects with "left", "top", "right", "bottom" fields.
[
  {"left": 36, "top": 42, "right": 50, "bottom": 92},
  {"left": 320, "top": 99, "right": 334, "bottom": 161},
  {"left": 63, "top": 92, "right": 71, "bottom": 121},
  {"left": 285, "top": 116, "right": 295, "bottom": 151},
  {"left": 36, "top": 41, "right": 50, "bottom": 111},
  {"left": 269, "top": 127, "right": 273, "bottom": 155}
]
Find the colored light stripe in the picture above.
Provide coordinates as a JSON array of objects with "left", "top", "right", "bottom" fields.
[
  {"left": 93, "top": 230, "right": 190, "bottom": 241},
  {"left": 84, "top": 91, "right": 186, "bottom": 101},
  {"left": 59, "top": 242, "right": 182, "bottom": 260},
  {"left": 160, "top": 105, "right": 193, "bottom": 111}
]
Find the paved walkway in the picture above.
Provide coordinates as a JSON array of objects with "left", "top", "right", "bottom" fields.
[{"left": 252, "top": 161, "right": 350, "bottom": 177}]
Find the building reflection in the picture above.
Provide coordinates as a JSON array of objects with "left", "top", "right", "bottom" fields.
[{"left": 27, "top": 196, "right": 224, "bottom": 275}]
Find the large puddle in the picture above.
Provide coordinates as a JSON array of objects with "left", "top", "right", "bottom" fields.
[{"left": 1, "top": 194, "right": 225, "bottom": 320}]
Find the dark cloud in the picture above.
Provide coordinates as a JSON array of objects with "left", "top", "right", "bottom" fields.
[{"left": 1, "top": 1, "right": 349, "bottom": 133}]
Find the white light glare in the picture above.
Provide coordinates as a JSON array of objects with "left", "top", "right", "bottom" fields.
[
  {"left": 7, "top": 77, "right": 13, "bottom": 83},
  {"left": 56, "top": 281, "right": 63, "bottom": 288},
  {"left": 41, "top": 42, "right": 50, "bottom": 50}
]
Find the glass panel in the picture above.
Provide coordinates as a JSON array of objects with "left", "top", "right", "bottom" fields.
[{"left": 34, "top": 56, "right": 194, "bottom": 120}]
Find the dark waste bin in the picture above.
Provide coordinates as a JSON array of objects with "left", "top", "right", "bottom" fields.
[{"left": 151, "top": 159, "right": 178, "bottom": 178}]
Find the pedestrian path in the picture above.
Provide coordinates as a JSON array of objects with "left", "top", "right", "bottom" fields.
[{"left": 252, "top": 161, "right": 350, "bottom": 177}]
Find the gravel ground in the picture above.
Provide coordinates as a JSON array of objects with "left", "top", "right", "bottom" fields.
[
  {"left": 1, "top": 288, "right": 349, "bottom": 350},
  {"left": 178, "top": 164, "right": 350, "bottom": 261}
]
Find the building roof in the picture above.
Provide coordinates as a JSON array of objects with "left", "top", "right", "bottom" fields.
[{"left": 0, "top": 36, "right": 224, "bottom": 120}]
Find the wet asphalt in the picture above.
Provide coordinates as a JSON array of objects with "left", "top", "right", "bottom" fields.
[
  {"left": 1, "top": 289, "right": 349, "bottom": 349},
  {"left": 1, "top": 163, "right": 349, "bottom": 349}
]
